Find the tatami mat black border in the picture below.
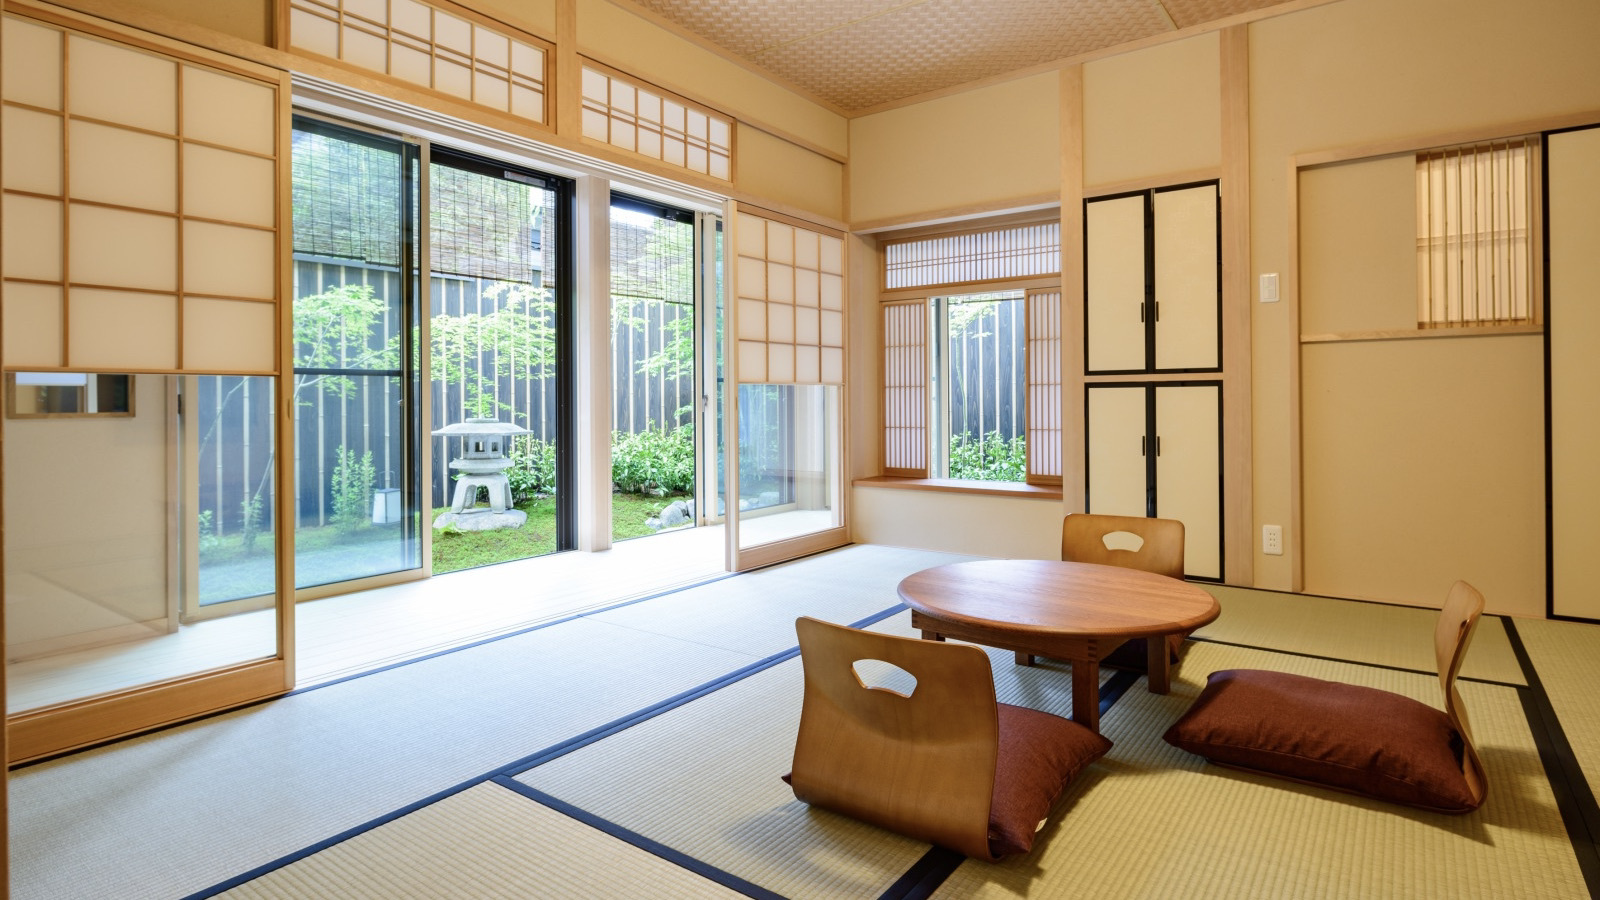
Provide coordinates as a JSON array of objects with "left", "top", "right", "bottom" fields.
[
  {"left": 879, "top": 847, "right": 966, "bottom": 900},
  {"left": 181, "top": 602, "right": 909, "bottom": 899},
  {"left": 495, "top": 778, "right": 787, "bottom": 900},
  {"left": 1503, "top": 619, "right": 1600, "bottom": 895}
]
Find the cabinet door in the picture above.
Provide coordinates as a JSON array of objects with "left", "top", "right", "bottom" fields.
[
  {"left": 1153, "top": 184, "right": 1220, "bottom": 371},
  {"left": 1155, "top": 384, "right": 1222, "bottom": 580},
  {"left": 1086, "top": 385, "right": 1149, "bottom": 518},
  {"left": 1085, "top": 194, "right": 1147, "bottom": 372}
]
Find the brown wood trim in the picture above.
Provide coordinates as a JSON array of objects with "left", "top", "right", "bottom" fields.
[
  {"left": 731, "top": 202, "right": 847, "bottom": 239},
  {"left": 1219, "top": 24, "right": 1252, "bottom": 587},
  {"left": 1286, "top": 155, "right": 1304, "bottom": 593},
  {"left": 7, "top": 658, "right": 289, "bottom": 764},
  {"left": 1294, "top": 110, "right": 1600, "bottom": 170},
  {"left": 851, "top": 194, "right": 1061, "bottom": 236},
  {"left": 854, "top": 475, "right": 1064, "bottom": 501},
  {"left": 1085, "top": 167, "right": 1223, "bottom": 200},
  {"left": 1059, "top": 64, "right": 1086, "bottom": 513},
  {"left": 1300, "top": 324, "right": 1544, "bottom": 344},
  {"left": 730, "top": 525, "right": 850, "bottom": 572},
  {"left": 4, "top": 0, "right": 282, "bottom": 81},
  {"left": 554, "top": 0, "right": 578, "bottom": 140},
  {"left": 879, "top": 276, "right": 1061, "bottom": 305}
]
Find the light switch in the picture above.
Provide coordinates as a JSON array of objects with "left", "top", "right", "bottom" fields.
[{"left": 1260, "top": 273, "right": 1280, "bottom": 303}]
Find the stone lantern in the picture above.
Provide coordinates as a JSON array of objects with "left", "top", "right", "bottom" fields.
[{"left": 431, "top": 417, "right": 530, "bottom": 531}]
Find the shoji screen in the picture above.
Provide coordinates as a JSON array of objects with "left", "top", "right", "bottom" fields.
[
  {"left": 882, "top": 299, "right": 927, "bottom": 476},
  {"left": 1025, "top": 288, "right": 1062, "bottom": 484},
  {"left": 289, "top": 0, "right": 549, "bottom": 125},
  {"left": 732, "top": 211, "right": 845, "bottom": 385},
  {"left": 1, "top": 13, "right": 282, "bottom": 373}
]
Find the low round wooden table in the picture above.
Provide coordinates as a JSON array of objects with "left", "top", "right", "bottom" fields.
[{"left": 897, "top": 559, "right": 1221, "bottom": 732}]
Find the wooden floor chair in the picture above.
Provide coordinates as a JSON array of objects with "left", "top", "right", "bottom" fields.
[
  {"left": 787, "top": 617, "right": 1111, "bottom": 860},
  {"left": 1052, "top": 512, "right": 1188, "bottom": 668},
  {"left": 1165, "top": 581, "right": 1488, "bottom": 813}
]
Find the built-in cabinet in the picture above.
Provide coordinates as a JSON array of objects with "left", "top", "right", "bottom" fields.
[
  {"left": 1085, "top": 182, "right": 1220, "bottom": 374},
  {"left": 1086, "top": 383, "right": 1222, "bottom": 580},
  {"left": 1083, "top": 182, "right": 1223, "bottom": 580}
]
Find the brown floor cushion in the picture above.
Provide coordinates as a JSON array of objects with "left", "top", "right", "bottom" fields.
[
  {"left": 988, "top": 703, "right": 1113, "bottom": 856},
  {"left": 1163, "top": 668, "right": 1479, "bottom": 813}
]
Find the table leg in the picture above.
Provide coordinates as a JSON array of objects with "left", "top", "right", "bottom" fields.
[
  {"left": 1146, "top": 633, "right": 1172, "bottom": 694},
  {"left": 920, "top": 631, "right": 945, "bottom": 642},
  {"left": 1072, "top": 658, "right": 1101, "bottom": 733},
  {"left": 1014, "top": 651, "right": 1034, "bottom": 667}
]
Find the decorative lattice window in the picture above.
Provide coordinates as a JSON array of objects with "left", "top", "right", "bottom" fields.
[
  {"left": 884, "top": 221, "right": 1060, "bottom": 291},
  {"left": 1416, "top": 136, "right": 1537, "bottom": 327},
  {"left": 289, "top": 0, "right": 548, "bottom": 123},
  {"left": 581, "top": 62, "right": 732, "bottom": 182}
]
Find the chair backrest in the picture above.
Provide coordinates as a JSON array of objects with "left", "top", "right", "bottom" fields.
[
  {"left": 790, "top": 616, "right": 999, "bottom": 860},
  {"left": 1061, "top": 513, "right": 1185, "bottom": 579},
  {"left": 1435, "top": 580, "right": 1488, "bottom": 806}
]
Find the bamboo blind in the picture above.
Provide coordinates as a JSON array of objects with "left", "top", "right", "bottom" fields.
[
  {"left": 1, "top": 14, "right": 280, "bottom": 373},
  {"left": 1025, "top": 288, "right": 1062, "bottom": 483},
  {"left": 1416, "top": 136, "right": 1536, "bottom": 327},
  {"left": 883, "top": 221, "right": 1060, "bottom": 290},
  {"left": 882, "top": 299, "right": 927, "bottom": 476},
  {"left": 581, "top": 62, "right": 731, "bottom": 182},
  {"left": 289, "top": 0, "right": 548, "bottom": 124},
  {"left": 733, "top": 212, "right": 845, "bottom": 385}
]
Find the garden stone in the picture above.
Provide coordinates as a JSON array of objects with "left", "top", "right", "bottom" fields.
[
  {"left": 432, "top": 508, "right": 526, "bottom": 531},
  {"left": 659, "top": 500, "right": 690, "bottom": 527},
  {"left": 759, "top": 491, "right": 779, "bottom": 506}
]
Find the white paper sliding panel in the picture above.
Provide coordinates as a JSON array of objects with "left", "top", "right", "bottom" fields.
[
  {"left": 581, "top": 61, "right": 732, "bottom": 182},
  {"left": 1155, "top": 384, "right": 1222, "bottom": 581},
  {"left": 883, "top": 299, "right": 927, "bottom": 477},
  {"left": 289, "top": 0, "right": 549, "bottom": 124},
  {"left": 1549, "top": 125, "right": 1600, "bottom": 621},
  {"left": 732, "top": 210, "right": 845, "bottom": 386},
  {"left": 1086, "top": 384, "right": 1148, "bottom": 518},
  {"left": 1025, "top": 289, "right": 1063, "bottom": 484},
  {"left": 1153, "top": 184, "right": 1220, "bottom": 370},
  {"left": 1085, "top": 194, "right": 1147, "bottom": 373},
  {"left": 1, "top": 13, "right": 282, "bottom": 374}
]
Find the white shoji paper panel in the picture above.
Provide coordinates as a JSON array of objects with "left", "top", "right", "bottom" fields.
[
  {"left": 184, "top": 222, "right": 275, "bottom": 300},
  {"left": 3, "top": 16, "right": 63, "bottom": 109},
  {"left": 2, "top": 106, "right": 62, "bottom": 194},
  {"left": 68, "top": 288, "right": 179, "bottom": 369},
  {"left": 68, "top": 34, "right": 177, "bottom": 133},
  {"left": 69, "top": 205, "right": 177, "bottom": 291},
  {"left": 183, "top": 298, "right": 276, "bottom": 371},
  {"left": 1, "top": 283, "right": 64, "bottom": 367},
  {"left": 69, "top": 120, "right": 177, "bottom": 212},
  {"left": 289, "top": 0, "right": 547, "bottom": 124},
  {"left": 1, "top": 195, "right": 62, "bottom": 281}
]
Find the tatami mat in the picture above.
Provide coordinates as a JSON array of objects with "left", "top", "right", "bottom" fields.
[
  {"left": 215, "top": 782, "right": 745, "bottom": 900},
  {"left": 1198, "top": 585, "right": 1526, "bottom": 685},
  {"left": 1515, "top": 616, "right": 1600, "bottom": 792},
  {"left": 9, "top": 545, "right": 970, "bottom": 900},
  {"left": 516, "top": 612, "right": 1111, "bottom": 898},
  {"left": 934, "top": 640, "right": 1585, "bottom": 899}
]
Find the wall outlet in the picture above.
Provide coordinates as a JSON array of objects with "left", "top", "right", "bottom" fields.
[
  {"left": 1260, "top": 273, "right": 1280, "bottom": 303},
  {"left": 1262, "top": 524, "right": 1284, "bottom": 556}
]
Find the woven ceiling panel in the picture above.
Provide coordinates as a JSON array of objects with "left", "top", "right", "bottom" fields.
[{"left": 632, "top": 0, "right": 1305, "bottom": 110}]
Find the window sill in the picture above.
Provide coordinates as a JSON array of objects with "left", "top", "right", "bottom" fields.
[
  {"left": 853, "top": 475, "right": 1063, "bottom": 501},
  {"left": 1299, "top": 323, "right": 1542, "bottom": 344}
]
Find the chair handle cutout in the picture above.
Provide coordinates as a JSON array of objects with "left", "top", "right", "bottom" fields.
[
  {"left": 852, "top": 658, "right": 918, "bottom": 698},
  {"left": 1101, "top": 530, "right": 1145, "bottom": 553}
]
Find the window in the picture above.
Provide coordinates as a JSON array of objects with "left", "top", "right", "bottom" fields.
[
  {"left": 880, "top": 219, "right": 1061, "bottom": 485},
  {"left": 1416, "top": 137, "right": 1537, "bottom": 327}
]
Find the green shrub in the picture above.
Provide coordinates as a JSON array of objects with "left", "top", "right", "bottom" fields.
[
  {"left": 612, "top": 426, "right": 694, "bottom": 494},
  {"left": 330, "top": 446, "right": 376, "bottom": 534},
  {"left": 948, "top": 431, "right": 1026, "bottom": 482},
  {"left": 240, "top": 493, "right": 265, "bottom": 553},
  {"left": 506, "top": 435, "right": 558, "bottom": 502}
]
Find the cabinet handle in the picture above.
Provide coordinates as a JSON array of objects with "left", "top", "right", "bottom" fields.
[
  {"left": 1154, "top": 301, "right": 1160, "bottom": 323},
  {"left": 1155, "top": 435, "right": 1162, "bottom": 457},
  {"left": 1139, "top": 302, "right": 1145, "bottom": 324},
  {"left": 1141, "top": 435, "right": 1147, "bottom": 457}
]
